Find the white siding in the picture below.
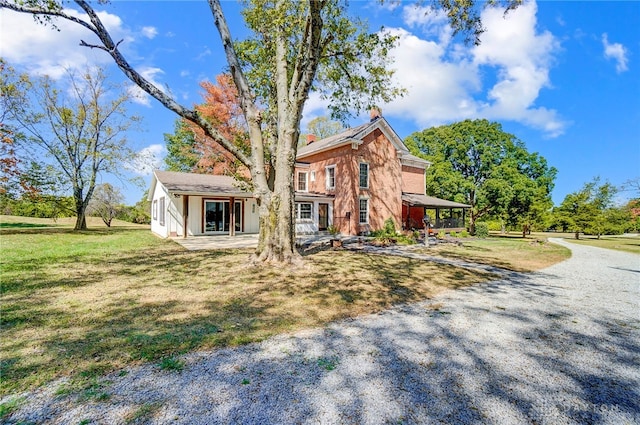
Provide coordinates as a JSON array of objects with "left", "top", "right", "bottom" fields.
[
  {"left": 150, "top": 182, "right": 170, "bottom": 238},
  {"left": 244, "top": 199, "right": 260, "bottom": 234}
]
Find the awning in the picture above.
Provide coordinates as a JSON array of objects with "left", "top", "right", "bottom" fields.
[{"left": 402, "top": 193, "right": 471, "bottom": 208}]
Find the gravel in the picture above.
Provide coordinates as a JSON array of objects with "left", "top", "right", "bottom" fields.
[{"left": 4, "top": 238, "right": 639, "bottom": 424}]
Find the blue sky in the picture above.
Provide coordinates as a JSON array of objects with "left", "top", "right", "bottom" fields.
[{"left": 1, "top": 1, "right": 638, "bottom": 206}]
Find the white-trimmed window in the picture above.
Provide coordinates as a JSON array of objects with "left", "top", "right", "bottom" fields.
[
  {"left": 152, "top": 200, "right": 158, "bottom": 221},
  {"left": 295, "top": 202, "right": 312, "bottom": 221},
  {"left": 159, "top": 196, "right": 166, "bottom": 226},
  {"left": 310, "top": 171, "right": 316, "bottom": 182},
  {"left": 359, "top": 198, "right": 369, "bottom": 224},
  {"left": 297, "top": 171, "right": 308, "bottom": 192},
  {"left": 326, "top": 165, "right": 336, "bottom": 190},
  {"left": 359, "top": 162, "right": 369, "bottom": 189}
]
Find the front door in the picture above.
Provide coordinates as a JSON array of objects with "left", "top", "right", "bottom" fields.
[{"left": 318, "top": 203, "right": 329, "bottom": 231}]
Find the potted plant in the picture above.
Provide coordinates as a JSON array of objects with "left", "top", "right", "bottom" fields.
[{"left": 327, "top": 225, "right": 342, "bottom": 248}]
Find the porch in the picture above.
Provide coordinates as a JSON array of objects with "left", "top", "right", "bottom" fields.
[{"left": 401, "top": 193, "right": 471, "bottom": 234}]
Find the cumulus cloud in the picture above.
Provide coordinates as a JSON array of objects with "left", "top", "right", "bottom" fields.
[
  {"left": 128, "top": 144, "right": 166, "bottom": 176},
  {"left": 602, "top": 33, "right": 629, "bottom": 73},
  {"left": 141, "top": 26, "right": 158, "bottom": 39},
  {"left": 0, "top": 8, "right": 127, "bottom": 78},
  {"left": 381, "top": 0, "right": 567, "bottom": 137}
]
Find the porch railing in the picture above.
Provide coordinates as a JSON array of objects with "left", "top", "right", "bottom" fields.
[{"left": 433, "top": 218, "right": 465, "bottom": 229}]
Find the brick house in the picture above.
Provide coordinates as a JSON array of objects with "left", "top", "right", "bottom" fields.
[{"left": 149, "top": 112, "right": 469, "bottom": 238}]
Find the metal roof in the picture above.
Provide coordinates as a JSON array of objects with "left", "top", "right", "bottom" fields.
[{"left": 402, "top": 193, "right": 471, "bottom": 208}]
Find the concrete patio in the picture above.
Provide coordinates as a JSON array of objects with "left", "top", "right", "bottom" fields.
[{"left": 171, "top": 233, "right": 344, "bottom": 250}]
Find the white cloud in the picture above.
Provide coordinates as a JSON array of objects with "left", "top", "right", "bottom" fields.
[
  {"left": 301, "top": 91, "right": 331, "bottom": 130},
  {"left": 128, "top": 144, "right": 166, "bottom": 176},
  {"left": 381, "top": 0, "right": 567, "bottom": 137},
  {"left": 602, "top": 33, "right": 629, "bottom": 73},
  {"left": 127, "top": 67, "right": 165, "bottom": 106},
  {"left": 0, "top": 8, "right": 126, "bottom": 78},
  {"left": 402, "top": 5, "right": 452, "bottom": 44},
  {"left": 141, "top": 26, "right": 158, "bottom": 39}
]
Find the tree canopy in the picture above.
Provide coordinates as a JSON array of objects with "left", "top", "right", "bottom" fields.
[
  {"left": 0, "top": 0, "right": 522, "bottom": 262},
  {"left": 406, "top": 119, "right": 556, "bottom": 235},
  {"left": 553, "top": 177, "right": 619, "bottom": 239},
  {"left": 0, "top": 62, "right": 139, "bottom": 230}
]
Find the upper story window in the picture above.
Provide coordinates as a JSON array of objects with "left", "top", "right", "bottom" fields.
[
  {"left": 297, "top": 171, "right": 308, "bottom": 192},
  {"left": 326, "top": 165, "right": 336, "bottom": 190},
  {"left": 359, "top": 162, "right": 369, "bottom": 189},
  {"left": 152, "top": 200, "right": 158, "bottom": 221}
]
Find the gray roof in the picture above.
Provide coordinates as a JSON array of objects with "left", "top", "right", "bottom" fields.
[
  {"left": 297, "top": 121, "right": 373, "bottom": 158},
  {"left": 297, "top": 117, "right": 429, "bottom": 168},
  {"left": 402, "top": 193, "right": 471, "bottom": 208},
  {"left": 153, "top": 170, "right": 250, "bottom": 196}
]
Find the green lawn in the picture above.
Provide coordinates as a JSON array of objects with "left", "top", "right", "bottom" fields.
[
  {"left": 562, "top": 234, "right": 640, "bottom": 255},
  {"left": 1, "top": 218, "right": 502, "bottom": 398},
  {"left": 416, "top": 235, "right": 572, "bottom": 272}
]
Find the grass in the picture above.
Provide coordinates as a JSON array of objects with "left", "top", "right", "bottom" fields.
[
  {"left": 1, "top": 217, "right": 500, "bottom": 397},
  {"left": 416, "top": 235, "right": 572, "bottom": 272},
  {"left": 562, "top": 234, "right": 640, "bottom": 255}
]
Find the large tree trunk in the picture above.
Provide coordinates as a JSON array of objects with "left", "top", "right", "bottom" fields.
[
  {"left": 252, "top": 127, "right": 300, "bottom": 264},
  {"left": 74, "top": 212, "right": 87, "bottom": 230},
  {"left": 253, "top": 187, "right": 298, "bottom": 264},
  {"left": 73, "top": 188, "right": 88, "bottom": 230}
]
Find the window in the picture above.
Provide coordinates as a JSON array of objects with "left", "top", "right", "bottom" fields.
[
  {"left": 297, "top": 171, "right": 308, "bottom": 192},
  {"left": 326, "top": 165, "right": 336, "bottom": 190},
  {"left": 152, "top": 200, "right": 158, "bottom": 221},
  {"left": 359, "top": 198, "right": 369, "bottom": 224},
  {"left": 159, "top": 196, "right": 166, "bottom": 226},
  {"left": 310, "top": 171, "right": 316, "bottom": 182},
  {"left": 295, "top": 202, "right": 312, "bottom": 221},
  {"left": 359, "top": 162, "right": 369, "bottom": 188}
]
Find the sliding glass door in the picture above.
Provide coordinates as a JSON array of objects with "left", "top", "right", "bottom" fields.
[
  {"left": 204, "top": 200, "right": 243, "bottom": 233},
  {"left": 205, "top": 201, "right": 228, "bottom": 232}
]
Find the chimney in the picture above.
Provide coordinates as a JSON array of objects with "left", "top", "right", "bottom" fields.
[
  {"left": 370, "top": 107, "right": 382, "bottom": 122},
  {"left": 306, "top": 134, "right": 317, "bottom": 144}
]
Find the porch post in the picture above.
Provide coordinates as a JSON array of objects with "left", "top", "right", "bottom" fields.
[
  {"left": 462, "top": 208, "right": 466, "bottom": 230},
  {"left": 229, "top": 197, "right": 235, "bottom": 236},
  {"left": 183, "top": 195, "right": 189, "bottom": 238}
]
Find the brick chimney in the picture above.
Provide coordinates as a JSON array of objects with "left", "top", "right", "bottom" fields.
[
  {"left": 306, "top": 134, "right": 317, "bottom": 144},
  {"left": 370, "top": 107, "right": 382, "bottom": 122}
]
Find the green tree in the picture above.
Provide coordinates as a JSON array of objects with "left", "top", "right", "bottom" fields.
[
  {"left": 164, "top": 119, "right": 199, "bottom": 173},
  {"left": 117, "top": 190, "right": 151, "bottom": 225},
  {"left": 406, "top": 119, "right": 556, "bottom": 235},
  {"left": 87, "top": 183, "right": 124, "bottom": 227},
  {"left": 2, "top": 0, "right": 519, "bottom": 263},
  {"left": 302, "top": 116, "right": 345, "bottom": 143},
  {"left": 1, "top": 63, "right": 139, "bottom": 230},
  {"left": 554, "top": 178, "right": 617, "bottom": 239}
]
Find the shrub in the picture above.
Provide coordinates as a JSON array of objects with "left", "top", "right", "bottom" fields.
[
  {"left": 383, "top": 217, "right": 397, "bottom": 235},
  {"left": 437, "top": 231, "right": 446, "bottom": 240},
  {"left": 475, "top": 222, "right": 489, "bottom": 238},
  {"left": 459, "top": 230, "right": 470, "bottom": 238},
  {"left": 449, "top": 231, "right": 458, "bottom": 238}
]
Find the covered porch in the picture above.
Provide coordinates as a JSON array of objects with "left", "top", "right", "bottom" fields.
[{"left": 401, "top": 193, "right": 471, "bottom": 234}]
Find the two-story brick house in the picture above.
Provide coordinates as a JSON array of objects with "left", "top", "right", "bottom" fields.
[
  {"left": 294, "top": 111, "right": 431, "bottom": 235},
  {"left": 149, "top": 112, "right": 469, "bottom": 238}
]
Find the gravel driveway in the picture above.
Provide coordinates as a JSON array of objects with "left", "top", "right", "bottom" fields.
[{"left": 5, "top": 238, "right": 640, "bottom": 424}]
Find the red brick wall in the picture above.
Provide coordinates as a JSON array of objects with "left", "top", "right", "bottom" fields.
[
  {"left": 402, "top": 166, "right": 425, "bottom": 195},
  {"left": 297, "top": 129, "right": 404, "bottom": 235}
]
